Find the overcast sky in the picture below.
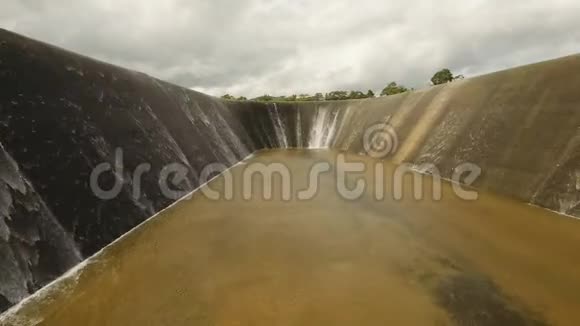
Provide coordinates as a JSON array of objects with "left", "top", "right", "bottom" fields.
[{"left": 2, "top": 0, "right": 580, "bottom": 97}]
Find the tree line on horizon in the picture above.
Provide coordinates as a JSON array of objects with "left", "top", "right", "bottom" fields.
[{"left": 221, "top": 68, "right": 464, "bottom": 102}]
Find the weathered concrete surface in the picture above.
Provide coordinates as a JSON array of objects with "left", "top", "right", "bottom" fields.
[
  {"left": 1, "top": 28, "right": 580, "bottom": 317},
  {"left": 0, "top": 144, "right": 80, "bottom": 313},
  {"left": 0, "top": 29, "right": 256, "bottom": 309},
  {"left": 226, "top": 56, "right": 580, "bottom": 217},
  {"left": 2, "top": 151, "right": 579, "bottom": 325}
]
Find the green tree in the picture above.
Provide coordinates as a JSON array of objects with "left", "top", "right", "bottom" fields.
[
  {"left": 296, "top": 94, "right": 321, "bottom": 101},
  {"left": 253, "top": 95, "right": 274, "bottom": 102},
  {"left": 380, "top": 82, "right": 408, "bottom": 96},
  {"left": 348, "top": 90, "right": 367, "bottom": 99},
  {"left": 237, "top": 96, "right": 247, "bottom": 101},
  {"left": 325, "top": 91, "right": 349, "bottom": 101},
  {"left": 366, "top": 90, "right": 375, "bottom": 98},
  {"left": 221, "top": 94, "right": 235, "bottom": 100},
  {"left": 430, "top": 69, "right": 454, "bottom": 85}
]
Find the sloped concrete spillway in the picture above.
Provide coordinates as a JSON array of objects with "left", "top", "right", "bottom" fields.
[{"left": 0, "top": 29, "right": 580, "bottom": 325}]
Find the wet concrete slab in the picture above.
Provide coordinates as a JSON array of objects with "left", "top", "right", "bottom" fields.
[{"left": 1, "top": 150, "right": 580, "bottom": 325}]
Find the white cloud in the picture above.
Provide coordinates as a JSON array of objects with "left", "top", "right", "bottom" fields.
[{"left": 2, "top": 0, "right": 579, "bottom": 97}]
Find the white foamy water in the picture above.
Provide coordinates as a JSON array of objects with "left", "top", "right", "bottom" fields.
[
  {"left": 309, "top": 107, "right": 328, "bottom": 149},
  {"left": 270, "top": 103, "right": 288, "bottom": 148},
  {"left": 295, "top": 109, "right": 303, "bottom": 147},
  {"left": 323, "top": 110, "right": 340, "bottom": 148}
]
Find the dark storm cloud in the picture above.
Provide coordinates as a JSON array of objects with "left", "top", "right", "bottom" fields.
[{"left": 2, "top": 0, "right": 579, "bottom": 97}]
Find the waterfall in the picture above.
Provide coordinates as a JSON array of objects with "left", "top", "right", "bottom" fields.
[
  {"left": 309, "top": 107, "right": 328, "bottom": 149},
  {"left": 270, "top": 103, "right": 288, "bottom": 148}
]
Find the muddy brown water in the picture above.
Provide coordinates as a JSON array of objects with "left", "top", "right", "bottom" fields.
[{"left": 3, "top": 150, "right": 580, "bottom": 325}]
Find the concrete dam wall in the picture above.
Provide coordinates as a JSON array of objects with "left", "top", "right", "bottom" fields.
[
  {"left": 227, "top": 55, "right": 580, "bottom": 216},
  {"left": 1, "top": 28, "right": 580, "bottom": 314},
  {"left": 0, "top": 29, "right": 256, "bottom": 311}
]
